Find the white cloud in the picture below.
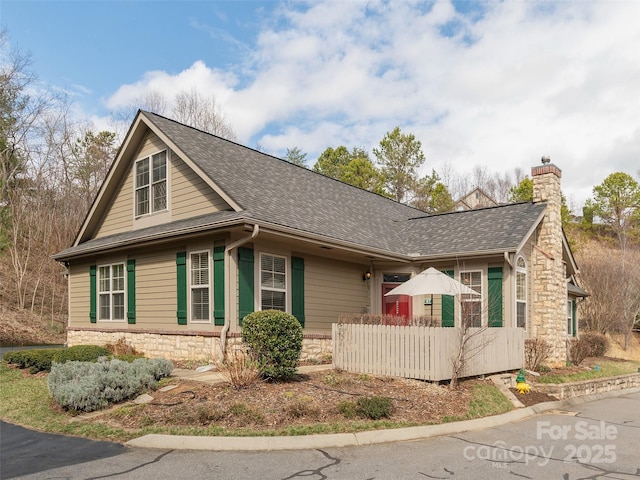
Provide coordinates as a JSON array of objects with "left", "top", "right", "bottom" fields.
[{"left": 102, "top": 0, "right": 640, "bottom": 208}]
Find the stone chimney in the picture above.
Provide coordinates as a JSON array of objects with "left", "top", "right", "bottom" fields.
[{"left": 531, "top": 160, "right": 568, "bottom": 365}]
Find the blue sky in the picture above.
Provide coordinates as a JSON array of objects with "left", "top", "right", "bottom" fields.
[{"left": 2, "top": 0, "right": 639, "bottom": 208}]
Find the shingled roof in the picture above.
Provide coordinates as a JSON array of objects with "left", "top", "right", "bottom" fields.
[{"left": 54, "top": 111, "right": 548, "bottom": 261}]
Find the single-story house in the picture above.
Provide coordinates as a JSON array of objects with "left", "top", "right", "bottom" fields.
[{"left": 54, "top": 111, "right": 586, "bottom": 364}]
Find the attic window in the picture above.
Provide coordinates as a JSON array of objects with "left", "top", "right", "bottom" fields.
[{"left": 135, "top": 151, "right": 167, "bottom": 217}]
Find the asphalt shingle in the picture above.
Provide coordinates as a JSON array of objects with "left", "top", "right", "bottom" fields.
[{"left": 56, "top": 112, "right": 548, "bottom": 260}]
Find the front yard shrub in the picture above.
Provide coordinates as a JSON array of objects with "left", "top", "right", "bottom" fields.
[
  {"left": 215, "top": 350, "right": 260, "bottom": 390},
  {"left": 241, "top": 310, "right": 303, "bottom": 381},
  {"left": 52, "top": 345, "right": 111, "bottom": 364},
  {"left": 580, "top": 331, "right": 609, "bottom": 357},
  {"left": 568, "top": 338, "right": 590, "bottom": 366},
  {"left": 48, "top": 358, "right": 173, "bottom": 412},
  {"left": 355, "top": 396, "right": 394, "bottom": 420},
  {"left": 3, "top": 345, "right": 112, "bottom": 373},
  {"left": 3, "top": 348, "right": 59, "bottom": 373},
  {"left": 524, "top": 337, "right": 552, "bottom": 372}
]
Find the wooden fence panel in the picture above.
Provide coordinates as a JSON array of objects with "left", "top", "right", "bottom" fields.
[{"left": 332, "top": 324, "right": 525, "bottom": 381}]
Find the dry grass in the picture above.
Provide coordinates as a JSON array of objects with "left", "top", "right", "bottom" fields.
[
  {"left": 214, "top": 350, "right": 261, "bottom": 390},
  {"left": 0, "top": 307, "right": 66, "bottom": 346}
]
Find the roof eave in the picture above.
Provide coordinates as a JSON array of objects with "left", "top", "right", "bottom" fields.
[
  {"left": 53, "top": 217, "right": 250, "bottom": 262},
  {"left": 515, "top": 205, "right": 547, "bottom": 254},
  {"left": 409, "top": 248, "right": 515, "bottom": 263}
]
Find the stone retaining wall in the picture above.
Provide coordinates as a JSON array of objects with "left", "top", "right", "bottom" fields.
[
  {"left": 535, "top": 373, "right": 640, "bottom": 399},
  {"left": 67, "top": 329, "right": 332, "bottom": 363}
]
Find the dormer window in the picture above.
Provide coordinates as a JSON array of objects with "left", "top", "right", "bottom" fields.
[{"left": 135, "top": 151, "right": 167, "bottom": 217}]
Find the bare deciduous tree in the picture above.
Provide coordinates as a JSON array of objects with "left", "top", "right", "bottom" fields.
[
  {"left": 173, "top": 88, "right": 237, "bottom": 140},
  {"left": 576, "top": 240, "right": 640, "bottom": 349}
]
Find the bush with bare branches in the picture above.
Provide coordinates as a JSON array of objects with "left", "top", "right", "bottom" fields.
[
  {"left": 215, "top": 350, "right": 261, "bottom": 390},
  {"left": 524, "top": 337, "right": 552, "bottom": 371},
  {"left": 338, "top": 313, "right": 440, "bottom": 327}
]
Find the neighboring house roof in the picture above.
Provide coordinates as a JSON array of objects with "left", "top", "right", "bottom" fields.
[
  {"left": 54, "top": 111, "right": 550, "bottom": 263},
  {"left": 455, "top": 187, "right": 498, "bottom": 211}
]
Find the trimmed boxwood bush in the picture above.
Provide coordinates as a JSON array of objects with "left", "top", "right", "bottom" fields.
[
  {"left": 241, "top": 310, "right": 303, "bottom": 381},
  {"left": 52, "top": 345, "right": 111, "bottom": 364},
  {"left": 3, "top": 345, "right": 113, "bottom": 373},
  {"left": 3, "top": 348, "right": 59, "bottom": 373},
  {"left": 48, "top": 357, "right": 173, "bottom": 412}
]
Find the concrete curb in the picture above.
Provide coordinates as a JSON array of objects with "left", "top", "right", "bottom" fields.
[{"left": 125, "top": 386, "right": 640, "bottom": 451}]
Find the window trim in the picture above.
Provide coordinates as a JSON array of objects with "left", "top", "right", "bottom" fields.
[
  {"left": 97, "top": 262, "right": 126, "bottom": 322},
  {"left": 567, "top": 300, "right": 574, "bottom": 337},
  {"left": 259, "top": 252, "right": 288, "bottom": 312},
  {"left": 460, "top": 270, "right": 483, "bottom": 327},
  {"left": 134, "top": 150, "right": 168, "bottom": 218},
  {"left": 189, "top": 250, "right": 211, "bottom": 323},
  {"left": 515, "top": 256, "right": 527, "bottom": 330}
]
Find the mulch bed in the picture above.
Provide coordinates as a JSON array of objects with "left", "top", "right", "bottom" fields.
[
  {"left": 100, "top": 371, "right": 480, "bottom": 432},
  {"left": 509, "top": 388, "right": 558, "bottom": 407}
]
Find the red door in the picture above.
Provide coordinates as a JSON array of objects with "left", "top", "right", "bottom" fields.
[{"left": 382, "top": 284, "right": 412, "bottom": 320}]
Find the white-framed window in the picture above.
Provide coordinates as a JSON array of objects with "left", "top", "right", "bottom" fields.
[
  {"left": 516, "top": 256, "right": 527, "bottom": 329},
  {"left": 190, "top": 251, "right": 210, "bottom": 322},
  {"left": 260, "top": 253, "right": 286, "bottom": 311},
  {"left": 567, "top": 300, "right": 574, "bottom": 336},
  {"left": 135, "top": 150, "right": 167, "bottom": 217},
  {"left": 460, "top": 270, "right": 482, "bottom": 327},
  {"left": 98, "top": 263, "right": 125, "bottom": 321}
]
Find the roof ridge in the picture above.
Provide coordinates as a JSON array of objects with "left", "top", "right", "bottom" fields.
[
  {"left": 407, "top": 200, "right": 542, "bottom": 220},
  {"left": 143, "top": 110, "right": 425, "bottom": 215}
]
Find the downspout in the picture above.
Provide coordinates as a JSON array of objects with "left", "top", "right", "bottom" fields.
[
  {"left": 220, "top": 224, "right": 259, "bottom": 355},
  {"left": 504, "top": 251, "right": 513, "bottom": 267}
]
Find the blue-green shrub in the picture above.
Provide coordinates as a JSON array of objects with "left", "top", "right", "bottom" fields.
[
  {"left": 241, "top": 310, "right": 303, "bottom": 381},
  {"left": 48, "top": 358, "right": 173, "bottom": 412}
]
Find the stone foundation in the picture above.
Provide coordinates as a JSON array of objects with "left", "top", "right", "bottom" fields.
[
  {"left": 535, "top": 373, "right": 640, "bottom": 399},
  {"left": 66, "top": 328, "right": 332, "bottom": 363}
]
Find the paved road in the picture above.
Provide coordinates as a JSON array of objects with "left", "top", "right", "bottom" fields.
[{"left": 2, "top": 391, "right": 639, "bottom": 479}]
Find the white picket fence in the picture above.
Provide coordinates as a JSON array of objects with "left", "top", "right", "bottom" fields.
[{"left": 332, "top": 324, "right": 525, "bottom": 381}]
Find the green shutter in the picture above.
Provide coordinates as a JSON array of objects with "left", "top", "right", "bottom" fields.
[
  {"left": 238, "top": 247, "right": 254, "bottom": 324},
  {"left": 89, "top": 265, "right": 97, "bottom": 323},
  {"left": 442, "top": 269, "right": 454, "bottom": 327},
  {"left": 488, "top": 267, "right": 503, "bottom": 327},
  {"left": 291, "top": 256, "right": 305, "bottom": 327},
  {"left": 213, "top": 246, "right": 225, "bottom": 326},
  {"left": 572, "top": 300, "right": 577, "bottom": 337},
  {"left": 176, "top": 252, "right": 187, "bottom": 325},
  {"left": 127, "top": 259, "right": 136, "bottom": 324}
]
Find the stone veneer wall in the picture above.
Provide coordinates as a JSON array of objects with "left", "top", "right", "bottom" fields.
[
  {"left": 531, "top": 164, "right": 568, "bottom": 366},
  {"left": 535, "top": 373, "right": 640, "bottom": 399},
  {"left": 67, "top": 328, "right": 332, "bottom": 363}
]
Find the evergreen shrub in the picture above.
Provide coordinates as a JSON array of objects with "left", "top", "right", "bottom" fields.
[
  {"left": 3, "top": 348, "right": 59, "bottom": 373},
  {"left": 241, "top": 310, "right": 303, "bottom": 381},
  {"left": 3, "top": 345, "right": 112, "bottom": 373},
  {"left": 52, "top": 345, "right": 111, "bottom": 364},
  {"left": 48, "top": 358, "right": 173, "bottom": 412}
]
